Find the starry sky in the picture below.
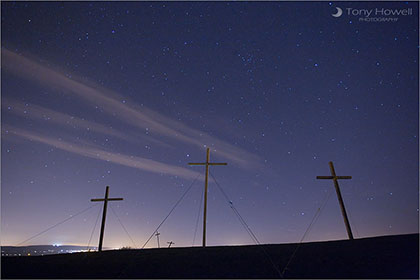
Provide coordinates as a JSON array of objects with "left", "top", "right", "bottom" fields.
[{"left": 1, "top": 1, "right": 419, "bottom": 249}]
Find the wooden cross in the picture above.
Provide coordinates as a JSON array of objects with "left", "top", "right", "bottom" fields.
[
  {"left": 91, "top": 186, "right": 123, "bottom": 251},
  {"left": 155, "top": 231, "right": 161, "bottom": 248},
  {"left": 316, "top": 161, "right": 353, "bottom": 240},
  {"left": 167, "top": 241, "right": 175, "bottom": 248},
  {"left": 188, "top": 147, "right": 227, "bottom": 247}
]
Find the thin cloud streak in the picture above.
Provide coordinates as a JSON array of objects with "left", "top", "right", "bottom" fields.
[
  {"left": 4, "top": 126, "right": 202, "bottom": 181},
  {"left": 2, "top": 99, "right": 172, "bottom": 149},
  {"left": 2, "top": 48, "right": 263, "bottom": 169},
  {"left": 3, "top": 99, "right": 127, "bottom": 140}
]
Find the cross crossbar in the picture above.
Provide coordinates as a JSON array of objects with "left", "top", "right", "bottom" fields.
[
  {"left": 188, "top": 163, "right": 227, "bottom": 166},
  {"left": 91, "top": 198, "right": 124, "bottom": 202},
  {"left": 316, "top": 176, "right": 352, "bottom": 180}
]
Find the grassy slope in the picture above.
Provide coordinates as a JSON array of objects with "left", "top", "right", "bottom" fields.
[{"left": 2, "top": 233, "right": 419, "bottom": 279}]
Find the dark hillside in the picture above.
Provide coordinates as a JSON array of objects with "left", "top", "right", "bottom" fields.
[{"left": 2, "top": 233, "right": 418, "bottom": 279}]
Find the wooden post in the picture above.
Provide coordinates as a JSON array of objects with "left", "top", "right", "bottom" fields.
[
  {"left": 203, "top": 148, "right": 210, "bottom": 248},
  {"left": 317, "top": 161, "right": 354, "bottom": 240},
  {"left": 167, "top": 241, "right": 175, "bottom": 248},
  {"left": 91, "top": 186, "right": 123, "bottom": 251},
  {"left": 188, "top": 148, "right": 227, "bottom": 247},
  {"left": 98, "top": 186, "right": 109, "bottom": 252}
]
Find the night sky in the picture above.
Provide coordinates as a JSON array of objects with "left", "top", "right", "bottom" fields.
[{"left": 2, "top": 1, "right": 419, "bottom": 249}]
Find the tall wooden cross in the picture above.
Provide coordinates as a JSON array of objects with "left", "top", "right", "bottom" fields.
[
  {"left": 188, "top": 147, "right": 227, "bottom": 247},
  {"left": 316, "top": 161, "right": 354, "bottom": 240},
  {"left": 91, "top": 186, "right": 123, "bottom": 251}
]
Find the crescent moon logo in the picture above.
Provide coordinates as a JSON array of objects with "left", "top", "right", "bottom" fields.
[{"left": 332, "top": 7, "right": 343, "bottom": 17}]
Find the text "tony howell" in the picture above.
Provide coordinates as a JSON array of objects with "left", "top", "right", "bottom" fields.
[{"left": 346, "top": 8, "right": 413, "bottom": 17}]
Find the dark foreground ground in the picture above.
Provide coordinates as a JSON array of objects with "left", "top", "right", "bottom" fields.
[{"left": 2, "top": 233, "right": 419, "bottom": 279}]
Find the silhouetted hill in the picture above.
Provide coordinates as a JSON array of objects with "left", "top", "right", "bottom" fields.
[{"left": 2, "top": 233, "right": 418, "bottom": 278}]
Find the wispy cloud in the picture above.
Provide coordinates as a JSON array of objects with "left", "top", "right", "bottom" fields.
[
  {"left": 3, "top": 99, "right": 127, "bottom": 140},
  {"left": 2, "top": 48, "right": 263, "bottom": 168},
  {"left": 2, "top": 99, "right": 172, "bottom": 149},
  {"left": 4, "top": 126, "right": 202, "bottom": 180}
]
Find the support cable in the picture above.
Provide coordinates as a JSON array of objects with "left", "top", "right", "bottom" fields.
[
  {"left": 209, "top": 171, "right": 261, "bottom": 245},
  {"left": 231, "top": 203, "right": 259, "bottom": 244},
  {"left": 86, "top": 204, "right": 102, "bottom": 251},
  {"left": 118, "top": 174, "right": 201, "bottom": 278},
  {"left": 17, "top": 204, "right": 98, "bottom": 246},
  {"left": 207, "top": 172, "right": 257, "bottom": 242},
  {"left": 281, "top": 188, "right": 333, "bottom": 276},
  {"left": 110, "top": 204, "right": 138, "bottom": 249},
  {"left": 141, "top": 174, "right": 201, "bottom": 249},
  {"left": 192, "top": 184, "right": 204, "bottom": 246},
  {"left": 209, "top": 171, "right": 284, "bottom": 279}
]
